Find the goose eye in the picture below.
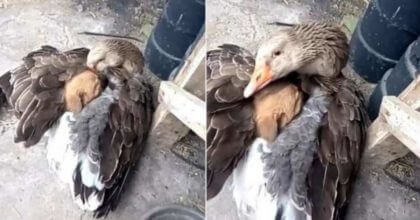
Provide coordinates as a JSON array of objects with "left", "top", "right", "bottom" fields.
[{"left": 273, "top": 50, "right": 282, "bottom": 57}]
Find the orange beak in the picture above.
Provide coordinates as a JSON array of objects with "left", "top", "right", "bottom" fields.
[{"left": 243, "top": 64, "right": 273, "bottom": 98}]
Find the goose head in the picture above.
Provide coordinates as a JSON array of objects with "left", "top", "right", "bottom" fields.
[
  {"left": 87, "top": 39, "right": 144, "bottom": 80},
  {"left": 244, "top": 32, "right": 304, "bottom": 98},
  {"left": 243, "top": 22, "right": 348, "bottom": 98}
]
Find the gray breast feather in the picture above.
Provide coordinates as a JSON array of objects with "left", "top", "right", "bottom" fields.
[
  {"left": 262, "top": 92, "right": 331, "bottom": 215},
  {"left": 70, "top": 88, "right": 117, "bottom": 169}
]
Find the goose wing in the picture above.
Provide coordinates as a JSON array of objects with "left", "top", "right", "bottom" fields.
[
  {"left": 96, "top": 72, "right": 153, "bottom": 217},
  {"left": 314, "top": 77, "right": 369, "bottom": 220},
  {"left": 71, "top": 66, "right": 154, "bottom": 218},
  {"left": 207, "top": 44, "right": 254, "bottom": 112},
  {"left": 0, "top": 46, "right": 90, "bottom": 147},
  {"left": 207, "top": 44, "right": 256, "bottom": 199}
]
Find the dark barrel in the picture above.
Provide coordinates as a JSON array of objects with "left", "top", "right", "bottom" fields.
[
  {"left": 145, "top": 0, "right": 205, "bottom": 80},
  {"left": 368, "top": 37, "right": 420, "bottom": 119},
  {"left": 349, "top": 0, "right": 420, "bottom": 83},
  {"left": 367, "top": 68, "right": 393, "bottom": 119},
  {"left": 385, "top": 39, "right": 420, "bottom": 95}
]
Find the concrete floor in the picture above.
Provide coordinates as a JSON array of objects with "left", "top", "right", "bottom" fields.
[
  {"left": 0, "top": 0, "right": 204, "bottom": 219},
  {"left": 206, "top": 0, "right": 420, "bottom": 220}
]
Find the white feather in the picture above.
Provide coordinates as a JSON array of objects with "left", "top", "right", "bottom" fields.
[
  {"left": 74, "top": 191, "right": 104, "bottom": 211},
  {"left": 232, "top": 138, "right": 279, "bottom": 220},
  {"left": 46, "top": 108, "right": 106, "bottom": 211},
  {"left": 232, "top": 138, "right": 308, "bottom": 220},
  {"left": 278, "top": 195, "right": 304, "bottom": 220},
  {"left": 46, "top": 113, "right": 78, "bottom": 184},
  {"left": 79, "top": 154, "right": 104, "bottom": 190}
]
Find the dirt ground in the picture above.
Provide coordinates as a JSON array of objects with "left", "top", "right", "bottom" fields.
[
  {"left": 0, "top": 0, "right": 204, "bottom": 219},
  {"left": 206, "top": 0, "right": 420, "bottom": 220}
]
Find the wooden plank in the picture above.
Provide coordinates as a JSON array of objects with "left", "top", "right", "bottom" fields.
[
  {"left": 380, "top": 96, "right": 420, "bottom": 157},
  {"left": 158, "top": 81, "right": 205, "bottom": 139},
  {"left": 173, "top": 32, "right": 206, "bottom": 100},
  {"left": 366, "top": 76, "right": 420, "bottom": 164},
  {"left": 150, "top": 34, "right": 205, "bottom": 145}
]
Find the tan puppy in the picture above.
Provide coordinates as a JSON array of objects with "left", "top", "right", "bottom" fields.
[
  {"left": 253, "top": 81, "right": 303, "bottom": 142},
  {"left": 64, "top": 69, "right": 103, "bottom": 113}
]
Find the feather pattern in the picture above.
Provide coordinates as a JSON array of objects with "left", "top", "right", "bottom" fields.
[
  {"left": 312, "top": 76, "right": 369, "bottom": 220},
  {"left": 207, "top": 44, "right": 256, "bottom": 199},
  {"left": 0, "top": 46, "right": 90, "bottom": 147},
  {"left": 207, "top": 44, "right": 254, "bottom": 112},
  {"left": 92, "top": 67, "right": 153, "bottom": 218},
  {"left": 288, "top": 22, "right": 349, "bottom": 76}
]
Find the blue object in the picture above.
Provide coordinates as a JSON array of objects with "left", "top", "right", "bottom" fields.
[
  {"left": 145, "top": 0, "right": 205, "bottom": 80},
  {"left": 368, "top": 37, "right": 420, "bottom": 119},
  {"left": 349, "top": 0, "right": 420, "bottom": 83}
]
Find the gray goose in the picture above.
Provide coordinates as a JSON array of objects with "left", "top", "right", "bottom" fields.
[
  {"left": 242, "top": 22, "right": 369, "bottom": 220},
  {"left": 0, "top": 39, "right": 154, "bottom": 218},
  {"left": 206, "top": 44, "right": 304, "bottom": 202}
]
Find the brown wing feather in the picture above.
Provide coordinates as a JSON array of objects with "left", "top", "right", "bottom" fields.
[
  {"left": 0, "top": 46, "right": 89, "bottom": 147},
  {"left": 94, "top": 69, "right": 154, "bottom": 218},
  {"left": 314, "top": 77, "right": 369, "bottom": 220},
  {"left": 207, "top": 44, "right": 255, "bottom": 112},
  {"left": 207, "top": 44, "right": 256, "bottom": 199}
]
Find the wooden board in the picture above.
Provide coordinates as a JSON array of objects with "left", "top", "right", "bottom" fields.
[
  {"left": 380, "top": 96, "right": 420, "bottom": 158},
  {"left": 158, "top": 81, "right": 205, "bottom": 139},
  {"left": 150, "top": 34, "right": 205, "bottom": 146},
  {"left": 366, "top": 76, "right": 420, "bottom": 164}
]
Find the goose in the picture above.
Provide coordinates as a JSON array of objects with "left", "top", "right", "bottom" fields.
[
  {"left": 207, "top": 22, "right": 369, "bottom": 220},
  {"left": 0, "top": 39, "right": 154, "bottom": 217},
  {"left": 241, "top": 22, "right": 369, "bottom": 220},
  {"left": 206, "top": 44, "right": 304, "bottom": 201}
]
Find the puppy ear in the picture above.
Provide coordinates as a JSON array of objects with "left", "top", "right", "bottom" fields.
[
  {"left": 65, "top": 92, "right": 83, "bottom": 113},
  {"left": 256, "top": 115, "right": 278, "bottom": 142}
]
